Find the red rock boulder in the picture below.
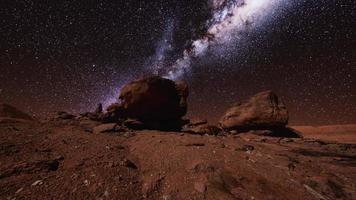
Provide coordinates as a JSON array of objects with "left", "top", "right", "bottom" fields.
[
  {"left": 118, "top": 76, "right": 188, "bottom": 121},
  {"left": 219, "top": 91, "right": 288, "bottom": 132}
]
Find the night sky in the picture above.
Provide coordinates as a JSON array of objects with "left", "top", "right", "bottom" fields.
[{"left": 1, "top": 0, "right": 355, "bottom": 125}]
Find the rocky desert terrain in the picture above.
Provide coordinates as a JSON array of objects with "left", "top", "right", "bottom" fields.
[
  {"left": 1, "top": 76, "right": 355, "bottom": 200},
  {"left": 293, "top": 125, "right": 356, "bottom": 144}
]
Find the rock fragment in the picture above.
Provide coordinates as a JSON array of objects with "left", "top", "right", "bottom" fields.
[{"left": 93, "top": 123, "right": 118, "bottom": 134}]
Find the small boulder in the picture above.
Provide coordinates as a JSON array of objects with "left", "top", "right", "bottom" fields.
[
  {"left": 80, "top": 103, "right": 107, "bottom": 122},
  {"left": 123, "top": 119, "right": 146, "bottom": 130},
  {"left": 183, "top": 123, "right": 222, "bottom": 135},
  {"left": 93, "top": 123, "right": 118, "bottom": 134},
  {"left": 103, "top": 103, "right": 126, "bottom": 123},
  {"left": 187, "top": 119, "right": 208, "bottom": 127},
  {"left": 220, "top": 91, "right": 288, "bottom": 132},
  {"left": 0, "top": 103, "right": 33, "bottom": 121},
  {"left": 56, "top": 111, "right": 76, "bottom": 120},
  {"left": 184, "top": 119, "right": 224, "bottom": 135},
  {"left": 81, "top": 112, "right": 101, "bottom": 121},
  {"left": 79, "top": 119, "right": 102, "bottom": 132}
]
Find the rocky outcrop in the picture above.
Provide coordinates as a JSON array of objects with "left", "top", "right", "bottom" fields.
[
  {"left": 104, "top": 76, "right": 189, "bottom": 130},
  {"left": 182, "top": 119, "right": 222, "bottom": 135},
  {"left": 80, "top": 103, "right": 109, "bottom": 122},
  {"left": 118, "top": 76, "right": 188, "bottom": 121},
  {"left": 0, "top": 103, "right": 33, "bottom": 121},
  {"left": 184, "top": 124, "right": 222, "bottom": 135},
  {"left": 220, "top": 91, "right": 288, "bottom": 132},
  {"left": 122, "top": 119, "right": 145, "bottom": 130},
  {"left": 55, "top": 111, "right": 76, "bottom": 120}
]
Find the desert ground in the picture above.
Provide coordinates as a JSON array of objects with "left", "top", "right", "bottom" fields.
[
  {"left": 0, "top": 118, "right": 355, "bottom": 200},
  {"left": 293, "top": 125, "right": 356, "bottom": 144}
]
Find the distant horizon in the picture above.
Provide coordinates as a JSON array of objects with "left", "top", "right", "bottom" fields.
[{"left": 2, "top": 100, "right": 356, "bottom": 127}]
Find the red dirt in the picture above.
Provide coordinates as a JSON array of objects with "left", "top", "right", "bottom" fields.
[
  {"left": 1, "top": 119, "right": 356, "bottom": 199},
  {"left": 293, "top": 124, "right": 356, "bottom": 144}
]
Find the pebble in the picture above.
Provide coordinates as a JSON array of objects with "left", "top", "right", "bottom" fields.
[
  {"left": 122, "top": 159, "right": 138, "bottom": 169},
  {"left": 194, "top": 182, "right": 207, "bottom": 193},
  {"left": 103, "top": 190, "right": 109, "bottom": 197},
  {"left": 15, "top": 188, "right": 23, "bottom": 194},
  {"left": 31, "top": 180, "right": 43, "bottom": 186},
  {"left": 162, "top": 194, "right": 172, "bottom": 200},
  {"left": 83, "top": 179, "right": 90, "bottom": 186}
]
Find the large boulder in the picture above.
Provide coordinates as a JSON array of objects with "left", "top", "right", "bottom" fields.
[
  {"left": 219, "top": 91, "right": 288, "bottom": 132},
  {"left": 118, "top": 76, "right": 188, "bottom": 121},
  {"left": 0, "top": 103, "right": 33, "bottom": 121}
]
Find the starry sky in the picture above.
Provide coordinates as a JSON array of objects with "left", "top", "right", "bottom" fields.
[{"left": 0, "top": 0, "right": 355, "bottom": 125}]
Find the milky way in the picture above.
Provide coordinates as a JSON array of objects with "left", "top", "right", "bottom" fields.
[{"left": 151, "top": 0, "right": 292, "bottom": 80}]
